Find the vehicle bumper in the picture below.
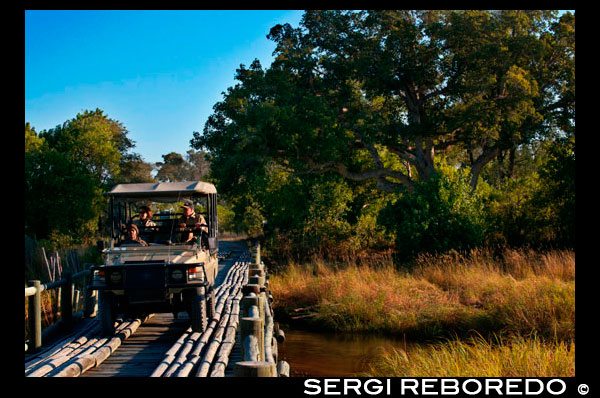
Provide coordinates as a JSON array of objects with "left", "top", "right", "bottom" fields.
[{"left": 90, "top": 262, "right": 209, "bottom": 304}]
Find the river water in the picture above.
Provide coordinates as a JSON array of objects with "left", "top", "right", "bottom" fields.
[{"left": 277, "top": 328, "right": 409, "bottom": 377}]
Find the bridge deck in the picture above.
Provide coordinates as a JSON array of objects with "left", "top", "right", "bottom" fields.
[
  {"left": 80, "top": 313, "right": 189, "bottom": 377},
  {"left": 25, "top": 239, "right": 269, "bottom": 377}
]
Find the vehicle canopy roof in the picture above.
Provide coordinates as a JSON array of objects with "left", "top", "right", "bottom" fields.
[{"left": 104, "top": 181, "right": 217, "bottom": 203}]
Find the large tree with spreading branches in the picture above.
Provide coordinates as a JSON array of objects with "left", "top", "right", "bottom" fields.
[{"left": 193, "top": 10, "right": 574, "bottom": 194}]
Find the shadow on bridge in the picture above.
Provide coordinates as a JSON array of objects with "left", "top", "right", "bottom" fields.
[{"left": 81, "top": 313, "right": 190, "bottom": 377}]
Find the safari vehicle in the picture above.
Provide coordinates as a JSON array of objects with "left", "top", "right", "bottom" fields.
[{"left": 90, "top": 181, "right": 219, "bottom": 335}]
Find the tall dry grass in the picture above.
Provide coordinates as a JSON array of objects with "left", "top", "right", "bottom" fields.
[
  {"left": 363, "top": 335, "right": 575, "bottom": 377},
  {"left": 269, "top": 248, "right": 574, "bottom": 340}
]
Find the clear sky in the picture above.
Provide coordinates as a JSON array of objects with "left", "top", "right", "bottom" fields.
[{"left": 25, "top": 10, "right": 304, "bottom": 164}]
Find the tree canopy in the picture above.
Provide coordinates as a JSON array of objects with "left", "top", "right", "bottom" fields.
[
  {"left": 191, "top": 10, "right": 574, "bottom": 257},
  {"left": 154, "top": 149, "right": 210, "bottom": 182},
  {"left": 25, "top": 109, "right": 136, "bottom": 244},
  {"left": 193, "top": 10, "right": 574, "bottom": 193},
  {"left": 39, "top": 109, "right": 134, "bottom": 185}
]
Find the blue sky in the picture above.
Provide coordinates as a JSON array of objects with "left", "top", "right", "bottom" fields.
[{"left": 25, "top": 10, "right": 304, "bottom": 164}]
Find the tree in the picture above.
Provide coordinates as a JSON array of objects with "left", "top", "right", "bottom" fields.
[
  {"left": 185, "top": 149, "right": 211, "bottom": 180},
  {"left": 39, "top": 108, "right": 134, "bottom": 185},
  {"left": 193, "top": 10, "right": 574, "bottom": 194},
  {"left": 155, "top": 150, "right": 210, "bottom": 182},
  {"left": 25, "top": 110, "right": 135, "bottom": 244},
  {"left": 25, "top": 148, "right": 103, "bottom": 241},
  {"left": 25, "top": 122, "right": 44, "bottom": 152},
  {"left": 529, "top": 137, "right": 575, "bottom": 247},
  {"left": 114, "top": 153, "right": 157, "bottom": 184},
  {"left": 155, "top": 152, "right": 189, "bottom": 182},
  {"left": 379, "top": 158, "right": 487, "bottom": 259}
]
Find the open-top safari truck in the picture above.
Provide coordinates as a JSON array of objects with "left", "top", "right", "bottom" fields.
[{"left": 90, "top": 181, "right": 219, "bottom": 335}]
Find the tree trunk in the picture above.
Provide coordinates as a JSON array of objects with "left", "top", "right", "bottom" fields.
[{"left": 470, "top": 147, "right": 500, "bottom": 190}]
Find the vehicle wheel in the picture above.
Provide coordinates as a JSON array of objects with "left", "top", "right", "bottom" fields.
[
  {"left": 98, "top": 291, "right": 116, "bottom": 335},
  {"left": 191, "top": 286, "right": 208, "bottom": 333}
]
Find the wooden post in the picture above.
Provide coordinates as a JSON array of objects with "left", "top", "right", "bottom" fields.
[
  {"left": 277, "top": 360, "right": 290, "bottom": 377},
  {"left": 56, "top": 286, "right": 61, "bottom": 310},
  {"left": 276, "top": 328, "right": 286, "bottom": 343},
  {"left": 271, "top": 337, "right": 278, "bottom": 363},
  {"left": 61, "top": 271, "right": 73, "bottom": 332},
  {"left": 240, "top": 316, "right": 264, "bottom": 362},
  {"left": 254, "top": 241, "right": 261, "bottom": 266},
  {"left": 27, "top": 280, "right": 42, "bottom": 353},
  {"left": 248, "top": 305, "right": 260, "bottom": 319},
  {"left": 73, "top": 289, "right": 80, "bottom": 313},
  {"left": 242, "top": 284, "right": 262, "bottom": 296},
  {"left": 257, "top": 292, "right": 266, "bottom": 327},
  {"left": 83, "top": 274, "right": 97, "bottom": 318},
  {"left": 249, "top": 275, "right": 266, "bottom": 287},
  {"left": 264, "top": 298, "right": 274, "bottom": 364},
  {"left": 234, "top": 361, "right": 276, "bottom": 377},
  {"left": 241, "top": 294, "right": 259, "bottom": 318}
]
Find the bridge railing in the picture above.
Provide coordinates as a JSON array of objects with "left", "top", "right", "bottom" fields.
[
  {"left": 235, "top": 242, "right": 290, "bottom": 377},
  {"left": 25, "top": 267, "right": 97, "bottom": 354}
]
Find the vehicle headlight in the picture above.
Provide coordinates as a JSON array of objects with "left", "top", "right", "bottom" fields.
[
  {"left": 171, "top": 269, "right": 184, "bottom": 281},
  {"left": 109, "top": 271, "right": 122, "bottom": 284}
]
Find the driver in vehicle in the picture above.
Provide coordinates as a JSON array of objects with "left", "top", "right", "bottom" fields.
[{"left": 178, "top": 199, "right": 208, "bottom": 244}]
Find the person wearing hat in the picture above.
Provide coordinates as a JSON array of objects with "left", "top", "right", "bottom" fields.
[
  {"left": 134, "top": 205, "right": 156, "bottom": 229},
  {"left": 120, "top": 223, "right": 148, "bottom": 247},
  {"left": 178, "top": 199, "right": 208, "bottom": 244}
]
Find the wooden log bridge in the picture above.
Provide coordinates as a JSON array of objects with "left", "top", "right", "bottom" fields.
[{"left": 24, "top": 240, "right": 290, "bottom": 377}]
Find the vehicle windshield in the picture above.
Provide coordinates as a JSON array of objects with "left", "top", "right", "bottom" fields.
[{"left": 110, "top": 197, "right": 209, "bottom": 247}]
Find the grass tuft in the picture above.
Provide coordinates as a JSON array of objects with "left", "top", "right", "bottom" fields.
[
  {"left": 269, "top": 248, "right": 574, "bottom": 340},
  {"left": 362, "top": 335, "right": 574, "bottom": 377}
]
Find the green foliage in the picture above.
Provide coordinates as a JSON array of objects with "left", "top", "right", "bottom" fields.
[
  {"left": 39, "top": 109, "right": 132, "bottom": 184},
  {"left": 25, "top": 109, "right": 133, "bottom": 245},
  {"left": 191, "top": 10, "right": 574, "bottom": 260},
  {"left": 25, "top": 122, "right": 44, "bottom": 153},
  {"left": 380, "top": 159, "right": 487, "bottom": 259},
  {"left": 241, "top": 200, "right": 265, "bottom": 238},
  {"left": 24, "top": 11, "right": 576, "bottom": 262},
  {"left": 483, "top": 174, "right": 541, "bottom": 247},
  {"left": 484, "top": 138, "right": 575, "bottom": 248},
  {"left": 155, "top": 150, "right": 210, "bottom": 182},
  {"left": 302, "top": 177, "right": 354, "bottom": 250},
  {"left": 25, "top": 146, "right": 104, "bottom": 243},
  {"left": 114, "top": 153, "right": 156, "bottom": 184},
  {"left": 532, "top": 138, "right": 575, "bottom": 247},
  {"left": 217, "top": 203, "right": 235, "bottom": 232},
  {"left": 481, "top": 137, "right": 574, "bottom": 248}
]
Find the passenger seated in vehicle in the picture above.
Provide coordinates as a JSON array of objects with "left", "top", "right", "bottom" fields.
[
  {"left": 177, "top": 199, "right": 208, "bottom": 245},
  {"left": 120, "top": 224, "right": 148, "bottom": 247},
  {"left": 134, "top": 205, "right": 156, "bottom": 243},
  {"left": 135, "top": 205, "right": 156, "bottom": 229}
]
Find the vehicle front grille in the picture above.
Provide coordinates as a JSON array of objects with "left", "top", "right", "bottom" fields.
[
  {"left": 125, "top": 267, "right": 166, "bottom": 289},
  {"left": 127, "top": 288, "right": 166, "bottom": 304}
]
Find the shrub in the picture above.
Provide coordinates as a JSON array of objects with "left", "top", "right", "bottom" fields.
[{"left": 380, "top": 160, "right": 486, "bottom": 260}]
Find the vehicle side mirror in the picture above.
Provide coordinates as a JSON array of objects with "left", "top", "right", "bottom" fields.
[{"left": 97, "top": 240, "right": 106, "bottom": 253}]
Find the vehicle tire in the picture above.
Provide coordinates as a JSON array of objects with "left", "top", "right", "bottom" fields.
[
  {"left": 98, "top": 291, "right": 116, "bottom": 335},
  {"left": 191, "top": 286, "right": 208, "bottom": 333}
]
